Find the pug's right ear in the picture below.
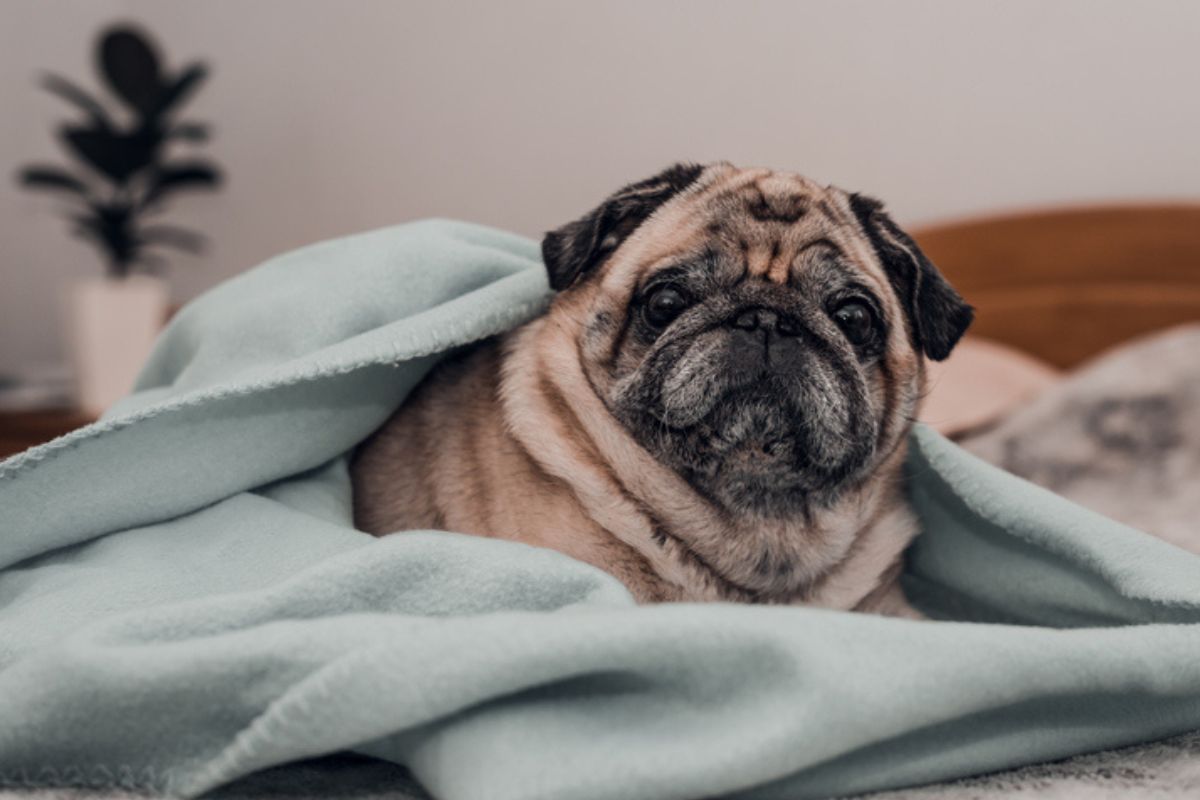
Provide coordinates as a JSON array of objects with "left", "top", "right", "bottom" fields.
[{"left": 541, "top": 163, "right": 706, "bottom": 291}]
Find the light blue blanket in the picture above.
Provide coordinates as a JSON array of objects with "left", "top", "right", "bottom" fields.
[{"left": 2, "top": 220, "right": 1199, "bottom": 800}]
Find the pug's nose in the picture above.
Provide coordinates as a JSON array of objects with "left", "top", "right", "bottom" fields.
[{"left": 732, "top": 308, "right": 800, "bottom": 336}]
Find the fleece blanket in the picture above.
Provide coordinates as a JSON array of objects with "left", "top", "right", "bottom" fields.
[{"left": 2, "top": 221, "right": 1199, "bottom": 800}]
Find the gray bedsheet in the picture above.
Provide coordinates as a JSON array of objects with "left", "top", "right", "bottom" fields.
[{"left": 6, "top": 325, "right": 1199, "bottom": 800}]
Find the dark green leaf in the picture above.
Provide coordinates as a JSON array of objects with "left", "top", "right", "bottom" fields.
[
  {"left": 149, "top": 63, "right": 208, "bottom": 119},
  {"left": 39, "top": 73, "right": 112, "bottom": 129},
  {"left": 139, "top": 224, "right": 206, "bottom": 253},
  {"left": 168, "top": 122, "right": 210, "bottom": 142},
  {"left": 100, "top": 26, "right": 164, "bottom": 117},
  {"left": 60, "top": 126, "right": 163, "bottom": 185},
  {"left": 70, "top": 203, "right": 139, "bottom": 271},
  {"left": 141, "top": 162, "right": 221, "bottom": 207},
  {"left": 17, "top": 165, "right": 91, "bottom": 196}
]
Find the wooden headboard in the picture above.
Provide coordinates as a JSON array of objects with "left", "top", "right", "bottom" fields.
[{"left": 911, "top": 204, "right": 1200, "bottom": 368}]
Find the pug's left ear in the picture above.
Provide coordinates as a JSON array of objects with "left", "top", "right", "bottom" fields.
[
  {"left": 542, "top": 162, "right": 706, "bottom": 291},
  {"left": 849, "top": 194, "right": 974, "bottom": 361}
]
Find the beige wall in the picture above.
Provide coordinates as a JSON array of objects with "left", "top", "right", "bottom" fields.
[{"left": 2, "top": 0, "right": 1199, "bottom": 373}]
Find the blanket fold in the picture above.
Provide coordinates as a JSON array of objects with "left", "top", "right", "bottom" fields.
[{"left": 1, "top": 219, "right": 1198, "bottom": 800}]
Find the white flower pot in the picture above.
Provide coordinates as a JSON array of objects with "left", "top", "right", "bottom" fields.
[{"left": 66, "top": 275, "right": 169, "bottom": 417}]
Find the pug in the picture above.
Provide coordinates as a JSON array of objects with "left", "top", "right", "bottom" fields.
[{"left": 351, "top": 163, "right": 972, "bottom": 615}]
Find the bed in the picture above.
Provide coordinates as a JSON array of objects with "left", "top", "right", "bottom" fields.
[
  {"left": 4, "top": 204, "right": 1200, "bottom": 800},
  {"left": 867, "top": 203, "right": 1200, "bottom": 797}
]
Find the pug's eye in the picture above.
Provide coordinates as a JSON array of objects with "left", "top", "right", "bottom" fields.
[
  {"left": 831, "top": 300, "right": 875, "bottom": 346},
  {"left": 643, "top": 286, "right": 690, "bottom": 328}
]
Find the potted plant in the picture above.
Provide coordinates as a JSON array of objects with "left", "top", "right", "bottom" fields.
[{"left": 16, "top": 23, "right": 222, "bottom": 417}]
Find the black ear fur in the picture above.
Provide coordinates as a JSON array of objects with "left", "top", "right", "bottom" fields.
[
  {"left": 541, "top": 163, "right": 705, "bottom": 291},
  {"left": 849, "top": 194, "right": 973, "bottom": 361}
]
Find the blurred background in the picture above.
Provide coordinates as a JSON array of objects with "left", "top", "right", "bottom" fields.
[{"left": 2, "top": 0, "right": 1199, "bottom": 452}]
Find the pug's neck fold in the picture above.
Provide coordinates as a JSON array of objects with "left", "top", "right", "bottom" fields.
[{"left": 501, "top": 311, "right": 922, "bottom": 611}]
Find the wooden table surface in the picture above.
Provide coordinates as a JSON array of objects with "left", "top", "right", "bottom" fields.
[{"left": 0, "top": 409, "right": 96, "bottom": 460}]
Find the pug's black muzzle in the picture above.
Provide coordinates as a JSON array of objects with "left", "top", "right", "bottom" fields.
[{"left": 619, "top": 309, "right": 879, "bottom": 514}]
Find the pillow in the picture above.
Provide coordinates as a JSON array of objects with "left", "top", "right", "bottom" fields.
[{"left": 919, "top": 336, "right": 1061, "bottom": 436}]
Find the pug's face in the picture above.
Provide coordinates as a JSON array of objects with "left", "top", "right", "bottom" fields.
[{"left": 542, "top": 163, "right": 972, "bottom": 519}]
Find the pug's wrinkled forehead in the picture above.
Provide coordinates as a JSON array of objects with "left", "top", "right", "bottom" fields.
[
  {"left": 604, "top": 166, "right": 885, "bottom": 291},
  {"left": 542, "top": 162, "right": 972, "bottom": 362}
]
